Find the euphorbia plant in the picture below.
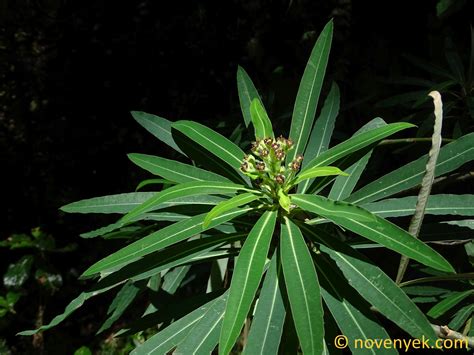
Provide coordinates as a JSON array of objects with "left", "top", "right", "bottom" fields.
[{"left": 21, "top": 19, "right": 474, "bottom": 354}]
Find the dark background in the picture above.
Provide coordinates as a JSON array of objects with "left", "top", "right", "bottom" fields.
[{"left": 0, "top": 0, "right": 472, "bottom": 352}]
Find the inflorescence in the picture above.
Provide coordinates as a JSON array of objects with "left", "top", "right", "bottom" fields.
[{"left": 240, "top": 136, "right": 303, "bottom": 202}]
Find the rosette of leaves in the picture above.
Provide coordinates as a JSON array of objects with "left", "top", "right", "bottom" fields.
[{"left": 21, "top": 20, "right": 474, "bottom": 354}]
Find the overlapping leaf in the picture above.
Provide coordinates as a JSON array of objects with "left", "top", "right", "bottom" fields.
[
  {"left": 237, "top": 66, "right": 261, "bottom": 127},
  {"left": 287, "top": 20, "right": 333, "bottom": 163},
  {"left": 128, "top": 153, "right": 230, "bottom": 183},
  {"left": 280, "top": 218, "right": 324, "bottom": 355},
  {"left": 131, "top": 111, "right": 184, "bottom": 155},
  {"left": 203, "top": 192, "right": 260, "bottom": 228},
  {"left": 219, "top": 211, "right": 277, "bottom": 354},
  {"left": 120, "top": 181, "right": 250, "bottom": 224},
  {"left": 292, "top": 194, "right": 454, "bottom": 272},
  {"left": 348, "top": 132, "right": 474, "bottom": 204},
  {"left": 243, "top": 252, "right": 285, "bottom": 355},
  {"left": 363, "top": 194, "right": 474, "bottom": 218},
  {"left": 301, "top": 224, "right": 438, "bottom": 344},
  {"left": 82, "top": 208, "right": 249, "bottom": 277}
]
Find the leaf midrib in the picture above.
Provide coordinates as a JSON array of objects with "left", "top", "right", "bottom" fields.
[
  {"left": 176, "top": 123, "right": 243, "bottom": 167},
  {"left": 285, "top": 220, "right": 315, "bottom": 352},
  {"left": 333, "top": 250, "right": 431, "bottom": 339},
  {"left": 291, "top": 31, "right": 329, "bottom": 159},
  {"left": 350, "top": 147, "right": 474, "bottom": 204}
]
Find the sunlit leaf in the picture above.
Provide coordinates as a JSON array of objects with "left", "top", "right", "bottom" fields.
[{"left": 219, "top": 211, "right": 277, "bottom": 354}]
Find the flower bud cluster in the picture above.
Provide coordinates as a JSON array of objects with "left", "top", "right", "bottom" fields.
[{"left": 240, "top": 136, "right": 303, "bottom": 202}]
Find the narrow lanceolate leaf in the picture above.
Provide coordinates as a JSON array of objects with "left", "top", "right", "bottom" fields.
[
  {"left": 162, "top": 265, "right": 191, "bottom": 294},
  {"left": 301, "top": 122, "right": 415, "bottom": 173},
  {"left": 83, "top": 208, "right": 249, "bottom": 277},
  {"left": 121, "top": 181, "right": 250, "bottom": 224},
  {"left": 203, "top": 192, "right": 260, "bottom": 228},
  {"left": 303, "top": 82, "right": 340, "bottom": 161},
  {"left": 98, "top": 281, "right": 142, "bottom": 334},
  {"left": 243, "top": 252, "right": 286, "bottom": 355},
  {"left": 131, "top": 293, "right": 227, "bottom": 355},
  {"left": 327, "top": 118, "right": 387, "bottom": 200},
  {"left": 287, "top": 20, "right": 333, "bottom": 163},
  {"left": 175, "top": 293, "right": 228, "bottom": 355},
  {"left": 427, "top": 290, "right": 474, "bottom": 319},
  {"left": 280, "top": 218, "right": 324, "bottom": 355},
  {"left": 219, "top": 211, "right": 277, "bottom": 355},
  {"left": 347, "top": 132, "right": 474, "bottom": 204},
  {"left": 315, "top": 255, "right": 396, "bottom": 355},
  {"left": 136, "top": 178, "right": 175, "bottom": 191},
  {"left": 250, "top": 98, "right": 274, "bottom": 139},
  {"left": 449, "top": 304, "right": 474, "bottom": 330},
  {"left": 101, "top": 232, "right": 246, "bottom": 286},
  {"left": 363, "top": 194, "right": 474, "bottom": 218},
  {"left": 128, "top": 153, "right": 230, "bottom": 183},
  {"left": 172, "top": 120, "right": 246, "bottom": 173},
  {"left": 60, "top": 192, "right": 156, "bottom": 214},
  {"left": 301, "top": 225, "right": 438, "bottom": 344},
  {"left": 237, "top": 66, "right": 261, "bottom": 127},
  {"left": 18, "top": 284, "right": 118, "bottom": 335},
  {"left": 131, "top": 111, "right": 184, "bottom": 155},
  {"left": 292, "top": 195, "right": 454, "bottom": 273},
  {"left": 293, "top": 166, "right": 348, "bottom": 186}
]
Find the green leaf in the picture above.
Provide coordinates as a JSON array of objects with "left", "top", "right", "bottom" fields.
[
  {"left": 347, "top": 132, "right": 474, "bottom": 204},
  {"left": 100, "top": 232, "right": 246, "bottom": 287},
  {"left": 74, "top": 346, "right": 92, "bottom": 355},
  {"left": 287, "top": 20, "right": 333, "bottom": 163},
  {"left": 291, "top": 195, "right": 454, "bottom": 273},
  {"left": 302, "top": 117, "right": 389, "bottom": 194},
  {"left": 172, "top": 128, "right": 246, "bottom": 184},
  {"left": 4, "top": 255, "right": 34, "bottom": 289},
  {"left": 18, "top": 284, "right": 118, "bottom": 335},
  {"left": 363, "top": 194, "right": 474, "bottom": 218},
  {"left": 301, "top": 122, "right": 415, "bottom": 174},
  {"left": 82, "top": 208, "right": 249, "bottom": 277},
  {"left": 97, "top": 280, "right": 142, "bottom": 334},
  {"left": 60, "top": 192, "right": 156, "bottom": 214},
  {"left": 328, "top": 118, "right": 387, "bottom": 200},
  {"left": 219, "top": 210, "right": 277, "bottom": 354},
  {"left": 120, "top": 181, "right": 250, "bottom": 224},
  {"left": 293, "top": 166, "right": 348, "bottom": 186},
  {"left": 250, "top": 98, "right": 274, "bottom": 139},
  {"left": 237, "top": 66, "right": 261, "bottom": 127},
  {"left": 280, "top": 218, "right": 324, "bottom": 355},
  {"left": 203, "top": 192, "right": 260, "bottom": 228},
  {"left": 162, "top": 265, "right": 190, "bottom": 294},
  {"left": 315, "top": 255, "right": 396, "bottom": 355},
  {"left": 131, "top": 293, "right": 227, "bottom": 355},
  {"left": 174, "top": 293, "right": 228, "bottom": 354},
  {"left": 277, "top": 189, "right": 291, "bottom": 213},
  {"left": 172, "top": 120, "right": 246, "bottom": 174},
  {"left": 136, "top": 178, "right": 175, "bottom": 191},
  {"left": 301, "top": 224, "right": 438, "bottom": 343},
  {"left": 243, "top": 252, "right": 285, "bottom": 355},
  {"left": 449, "top": 304, "right": 474, "bottom": 330},
  {"left": 303, "top": 81, "right": 340, "bottom": 162},
  {"left": 131, "top": 111, "right": 184, "bottom": 155},
  {"left": 427, "top": 290, "right": 474, "bottom": 319},
  {"left": 128, "top": 153, "right": 230, "bottom": 183}
]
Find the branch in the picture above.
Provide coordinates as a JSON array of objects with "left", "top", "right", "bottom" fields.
[
  {"left": 432, "top": 324, "right": 474, "bottom": 348},
  {"left": 396, "top": 91, "right": 443, "bottom": 284},
  {"left": 378, "top": 138, "right": 454, "bottom": 145}
]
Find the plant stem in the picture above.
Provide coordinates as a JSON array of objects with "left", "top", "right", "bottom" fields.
[
  {"left": 431, "top": 324, "right": 474, "bottom": 349},
  {"left": 396, "top": 91, "right": 443, "bottom": 284},
  {"left": 378, "top": 138, "right": 454, "bottom": 145},
  {"left": 398, "top": 272, "right": 474, "bottom": 287}
]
